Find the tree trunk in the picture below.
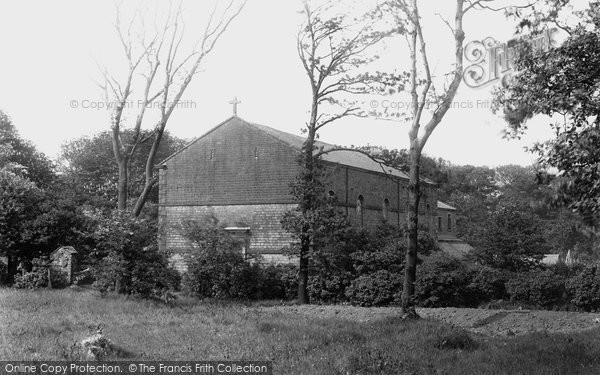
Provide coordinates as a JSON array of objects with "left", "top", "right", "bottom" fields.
[
  {"left": 297, "top": 234, "right": 310, "bottom": 304},
  {"left": 132, "top": 125, "right": 165, "bottom": 217},
  {"left": 402, "top": 145, "right": 421, "bottom": 318},
  {"left": 117, "top": 157, "right": 128, "bottom": 211}
]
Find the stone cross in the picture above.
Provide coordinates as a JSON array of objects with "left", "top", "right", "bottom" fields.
[{"left": 229, "top": 96, "right": 241, "bottom": 116}]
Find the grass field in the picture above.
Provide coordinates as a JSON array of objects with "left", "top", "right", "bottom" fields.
[{"left": 1, "top": 288, "right": 600, "bottom": 374}]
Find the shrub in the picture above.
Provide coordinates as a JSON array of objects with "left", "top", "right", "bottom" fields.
[
  {"left": 183, "top": 247, "right": 262, "bottom": 299},
  {"left": 308, "top": 271, "right": 353, "bottom": 303},
  {"left": 566, "top": 264, "right": 600, "bottom": 311},
  {"left": 13, "top": 257, "right": 49, "bottom": 289},
  {"left": 415, "top": 253, "right": 474, "bottom": 307},
  {"left": 253, "top": 262, "right": 299, "bottom": 301},
  {"left": 468, "top": 266, "right": 509, "bottom": 302},
  {"left": 0, "top": 261, "right": 8, "bottom": 285},
  {"left": 90, "top": 212, "right": 179, "bottom": 299},
  {"left": 345, "top": 270, "right": 402, "bottom": 307},
  {"left": 506, "top": 270, "right": 567, "bottom": 308}
]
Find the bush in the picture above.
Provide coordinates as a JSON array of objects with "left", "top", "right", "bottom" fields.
[
  {"left": 345, "top": 270, "right": 402, "bottom": 307},
  {"left": 308, "top": 271, "right": 353, "bottom": 303},
  {"left": 468, "top": 266, "right": 509, "bottom": 303},
  {"left": 566, "top": 264, "right": 600, "bottom": 311},
  {"left": 90, "top": 212, "right": 179, "bottom": 300},
  {"left": 0, "top": 261, "right": 8, "bottom": 285},
  {"left": 183, "top": 248, "right": 261, "bottom": 299},
  {"left": 13, "top": 257, "right": 49, "bottom": 289},
  {"left": 256, "top": 264, "right": 297, "bottom": 300},
  {"left": 506, "top": 270, "right": 567, "bottom": 308},
  {"left": 415, "top": 253, "right": 474, "bottom": 307}
]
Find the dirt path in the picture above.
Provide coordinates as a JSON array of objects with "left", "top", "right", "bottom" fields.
[{"left": 264, "top": 305, "right": 600, "bottom": 336}]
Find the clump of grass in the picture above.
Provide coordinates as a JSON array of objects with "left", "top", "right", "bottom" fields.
[{"left": 433, "top": 330, "right": 480, "bottom": 351}]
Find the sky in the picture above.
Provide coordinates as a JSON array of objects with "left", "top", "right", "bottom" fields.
[{"left": 0, "top": 0, "right": 565, "bottom": 167}]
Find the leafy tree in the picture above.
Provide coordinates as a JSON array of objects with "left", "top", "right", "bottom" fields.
[
  {"left": 284, "top": 0, "right": 383, "bottom": 304},
  {"left": 59, "top": 130, "right": 186, "bottom": 208},
  {"left": 471, "top": 204, "right": 550, "bottom": 272},
  {"left": 493, "top": 2, "right": 600, "bottom": 226},
  {"left": 0, "top": 111, "right": 55, "bottom": 187}
]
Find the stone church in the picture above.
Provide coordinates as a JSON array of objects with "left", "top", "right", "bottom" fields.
[{"left": 157, "top": 115, "right": 460, "bottom": 271}]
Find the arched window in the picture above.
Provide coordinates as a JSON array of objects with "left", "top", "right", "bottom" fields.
[
  {"left": 356, "top": 195, "right": 364, "bottom": 226},
  {"left": 447, "top": 213, "right": 452, "bottom": 231},
  {"left": 382, "top": 198, "right": 390, "bottom": 221}
]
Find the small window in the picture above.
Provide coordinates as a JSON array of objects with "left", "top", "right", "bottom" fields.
[
  {"left": 447, "top": 214, "right": 452, "bottom": 231},
  {"left": 438, "top": 217, "right": 442, "bottom": 231},
  {"left": 254, "top": 147, "right": 258, "bottom": 159},
  {"left": 356, "top": 195, "right": 364, "bottom": 226},
  {"left": 209, "top": 149, "right": 215, "bottom": 160},
  {"left": 382, "top": 198, "right": 390, "bottom": 221}
]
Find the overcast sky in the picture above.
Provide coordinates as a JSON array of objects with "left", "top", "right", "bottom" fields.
[{"left": 0, "top": 0, "right": 565, "bottom": 167}]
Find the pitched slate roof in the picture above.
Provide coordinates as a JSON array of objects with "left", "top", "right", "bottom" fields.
[
  {"left": 160, "top": 116, "right": 436, "bottom": 184},
  {"left": 248, "top": 120, "right": 417, "bottom": 181}
]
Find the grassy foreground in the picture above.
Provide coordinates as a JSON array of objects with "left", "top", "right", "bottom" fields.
[{"left": 1, "top": 288, "right": 599, "bottom": 374}]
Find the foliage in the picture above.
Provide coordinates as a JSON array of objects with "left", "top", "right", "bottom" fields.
[
  {"left": 59, "top": 130, "right": 185, "bottom": 207},
  {"left": 0, "top": 261, "right": 7, "bottom": 285},
  {"left": 506, "top": 269, "right": 567, "bottom": 308},
  {"left": 566, "top": 263, "right": 600, "bottom": 311},
  {"left": 13, "top": 257, "right": 49, "bottom": 289},
  {"left": 90, "top": 212, "right": 178, "bottom": 299},
  {"left": 493, "top": 3, "right": 600, "bottom": 226},
  {"left": 467, "top": 266, "right": 509, "bottom": 302},
  {"left": 471, "top": 204, "right": 550, "bottom": 272},
  {"left": 0, "top": 111, "right": 56, "bottom": 187},
  {"left": 345, "top": 270, "right": 402, "bottom": 307},
  {"left": 180, "top": 216, "right": 267, "bottom": 300},
  {"left": 258, "top": 264, "right": 298, "bottom": 300},
  {"left": 414, "top": 253, "right": 475, "bottom": 308}
]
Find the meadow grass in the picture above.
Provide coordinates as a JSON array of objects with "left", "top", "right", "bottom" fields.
[{"left": 1, "top": 288, "right": 599, "bottom": 374}]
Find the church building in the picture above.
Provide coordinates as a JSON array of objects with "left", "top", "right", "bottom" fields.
[{"left": 157, "top": 115, "right": 460, "bottom": 271}]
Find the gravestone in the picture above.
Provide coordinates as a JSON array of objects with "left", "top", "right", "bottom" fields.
[{"left": 50, "top": 246, "right": 78, "bottom": 287}]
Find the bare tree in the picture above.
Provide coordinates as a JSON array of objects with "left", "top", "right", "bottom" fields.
[
  {"left": 284, "top": 0, "right": 384, "bottom": 304},
  {"left": 98, "top": 0, "right": 246, "bottom": 214}
]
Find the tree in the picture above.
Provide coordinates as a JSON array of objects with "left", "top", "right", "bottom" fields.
[
  {"left": 493, "top": 2, "right": 600, "bottom": 226},
  {"left": 98, "top": 1, "right": 246, "bottom": 214},
  {"left": 0, "top": 111, "right": 55, "bottom": 187},
  {"left": 283, "top": 0, "right": 384, "bottom": 304},
  {"left": 471, "top": 204, "right": 549, "bottom": 272},
  {"left": 373, "top": 0, "right": 467, "bottom": 317},
  {"left": 59, "top": 129, "right": 185, "bottom": 208}
]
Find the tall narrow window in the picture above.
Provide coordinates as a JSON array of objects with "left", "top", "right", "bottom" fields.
[
  {"left": 382, "top": 198, "right": 390, "bottom": 221},
  {"left": 447, "top": 214, "right": 452, "bottom": 231},
  {"left": 438, "top": 216, "right": 442, "bottom": 231},
  {"left": 356, "top": 195, "right": 364, "bottom": 226},
  {"left": 426, "top": 204, "right": 431, "bottom": 229},
  {"left": 209, "top": 149, "right": 215, "bottom": 161}
]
